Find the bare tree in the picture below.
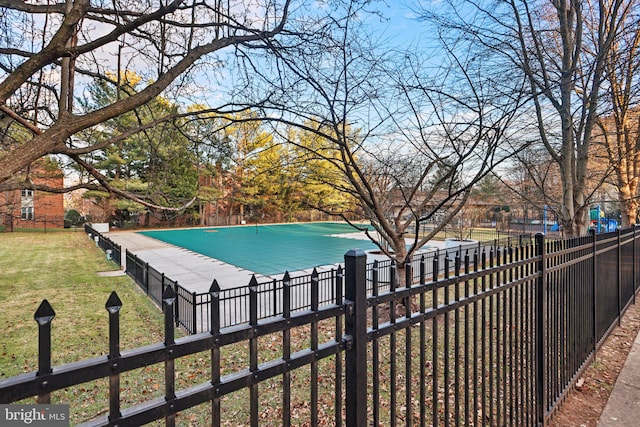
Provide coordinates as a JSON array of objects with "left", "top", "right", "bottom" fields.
[
  {"left": 596, "top": 2, "right": 640, "bottom": 226},
  {"left": 502, "top": 145, "right": 564, "bottom": 229},
  {"left": 0, "top": 0, "right": 295, "bottom": 209},
  {"left": 230, "top": 2, "right": 525, "bottom": 279},
  {"left": 416, "top": 0, "right": 636, "bottom": 236}
]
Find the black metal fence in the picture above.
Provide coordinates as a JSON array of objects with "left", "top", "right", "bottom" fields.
[
  {"left": 125, "top": 249, "right": 199, "bottom": 333},
  {"left": 124, "top": 248, "right": 346, "bottom": 332},
  {"left": 121, "top": 231, "right": 536, "bottom": 333},
  {"left": 84, "top": 224, "right": 122, "bottom": 265},
  {"left": 90, "top": 221, "right": 630, "bottom": 339},
  {"left": 85, "top": 222, "right": 544, "bottom": 334},
  {"left": 1, "top": 227, "right": 639, "bottom": 425}
]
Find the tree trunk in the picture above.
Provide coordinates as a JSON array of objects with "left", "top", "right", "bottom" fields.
[{"left": 619, "top": 182, "right": 639, "bottom": 226}]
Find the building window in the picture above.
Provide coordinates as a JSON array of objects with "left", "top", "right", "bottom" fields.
[
  {"left": 21, "top": 206, "right": 34, "bottom": 220},
  {"left": 21, "top": 189, "right": 34, "bottom": 220}
]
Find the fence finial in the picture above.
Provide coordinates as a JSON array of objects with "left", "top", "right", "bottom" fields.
[
  {"left": 162, "top": 286, "right": 176, "bottom": 304},
  {"left": 209, "top": 279, "right": 220, "bottom": 294},
  {"left": 105, "top": 291, "right": 122, "bottom": 314},
  {"left": 249, "top": 275, "right": 258, "bottom": 290},
  {"left": 34, "top": 300, "right": 55, "bottom": 325}
]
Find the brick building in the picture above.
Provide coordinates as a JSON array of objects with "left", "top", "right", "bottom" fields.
[{"left": 0, "top": 162, "right": 65, "bottom": 230}]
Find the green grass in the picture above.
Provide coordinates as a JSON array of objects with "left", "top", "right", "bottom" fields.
[
  {"left": 0, "top": 231, "right": 167, "bottom": 423},
  {"left": 0, "top": 226, "right": 85, "bottom": 233}
]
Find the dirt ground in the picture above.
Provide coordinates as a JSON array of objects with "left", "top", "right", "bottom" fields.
[{"left": 550, "top": 299, "right": 640, "bottom": 427}]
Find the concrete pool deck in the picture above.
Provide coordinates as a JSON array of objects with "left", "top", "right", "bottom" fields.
[
  {"left": 108, "top": 231, "right": 270, "bottom": 293},
  {"left": 107, "top": 230, "right": 447, "bottom": 294}
]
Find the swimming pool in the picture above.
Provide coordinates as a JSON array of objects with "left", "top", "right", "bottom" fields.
[{"left": 139, "top": 222, "right": 378, "bottom": 275}]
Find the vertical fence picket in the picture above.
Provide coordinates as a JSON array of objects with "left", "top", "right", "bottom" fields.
[
  {"left": 470, "top": 248, "right": 480, "bottom": 426},
  {"left": 282, "top": 272, "right": 291, "bottom": 427},
  {"left": 454, "top": 252, "right": 461, "bottom": 425},
  {"left": 106, "top": 291, "right": 122, "bottom": 422},
  {"left": 443, "top": 255, "right": 451, "bottom": 427},
  {"left": 173, "top": 282, "right": 180, "bottom": 328},
  {"left": 463, "top": 250, "right": 470, "bottom": 427},
  {"left": 432, "top": 252, "right": 439, "bottom": 427},
  {"left": 419, "top": 255, "right": 426, "bottom": 427},
  {"left": 472, "top": 248, "right": 479, "bottom": 427},
  {"left": 520, "top": 245, "right": 534, "bottom": 425},
  {"left": 190, "top": 291, "right": 197, "bottom": 334},
  {"left": 520, "top": 245, "right": 533, "bottom": 425},
  {"left": 591, "top": 229, "right": 598, "bottom": 358},
  {"left": 535, "top": 233, "right": 547, "bottom": 425},
  {"left": 272, "top": 279, "right": 278, "bottom": 317},
  {"left": 34, "top": 300, "right": 55, "bottom": 404},
  {"left": 559, "top": 240, "right": 566, "bottom": 399},
  {"left": 372, "top": 260, "right": 380, "bottom": 427},
  {"left": 549, "top": 238, "right": 555, "bottom": 412},
  {"left": 634, "top": 226, "right": 637, "bottom": 306},
  {"left": 311, "top": 269, "right": 319, "bottom": 427},
  {"left": 335, "top": 266, "right": 344, "bottom": 427},
  {"left": 144, "top": 262, "right": 149, "bottom": 292},
  {"left": 480, "top": 248, "right": 487, "bottom": 427},
  {"left": 249, "top": 276, "right": 259, "bottom": 427},
  {"left": 390, "top": 261, "right": 397, "bottom": 427},
  {"left": 404, "top": 259, "right": 412, "bottom": 427},
  {"left": 500, "top": 247, "right": 508, "bottom": 426},
  {"left": 488, "top": 247, "right": 495, "bottom": 427},
  {"left": 508, "top": 246, "right": 515, "bottom": 425},
  {"left": 618, "top": 229, "right": 622, "bottom": 326},
  {"left": 495, "top": 247, "right": 503, "bottom": 426},
  {"left": 209, "top": 280, "right": 221, "bottom": 426}
]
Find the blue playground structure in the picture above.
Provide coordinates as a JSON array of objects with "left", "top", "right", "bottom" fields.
[{"left": 590, "top": 205, "right": 618, "bottom": 232}]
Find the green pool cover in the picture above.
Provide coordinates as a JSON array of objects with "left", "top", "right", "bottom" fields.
[{"left": 139, "top": 222, "right": 377, "bottom": 275}]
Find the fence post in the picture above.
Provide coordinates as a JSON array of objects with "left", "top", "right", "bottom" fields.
[
  {"left": 106, "top": 291, "right": 122, "bottom": 421},
  {"left": 591, "top": 228, "right": 598, "bottom": 355},
  {"left": 617, "top": 229, "right": 622, "bottom": 326},
  {"left": 344, "top": 249, "right": 367, "bottom": 427},
  {"left": 249, "top": 276, "right": 259, "bottom": 426},
  {"left": 209, "top": 280, "right": 221, "bottom": 426},
  {"left": 34, "top": 300, "right": 55, "bottom": 404},
  {"left": 282, "top": 272, "right": 292, "bottom": 427},
  {"left": 162, "top": 287, "right": 177, "bottom": 427},
  {"left": 634, "top": 225, "right": 637, "bottom": 305},
  {"left": 311, "top": 268, "right": 319, "bottom": 427},
  {"left": 535, "top": 233, "right": 547, "bottom": 426}
]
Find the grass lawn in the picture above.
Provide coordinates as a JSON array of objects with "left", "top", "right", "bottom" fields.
[{"left": 0, "top": 231, "right": 169, "bottom": 423}]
